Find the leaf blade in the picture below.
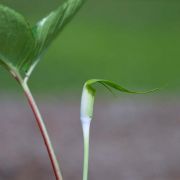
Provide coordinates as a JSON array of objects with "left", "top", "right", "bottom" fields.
[
  {"left": 34, "top": 0, "right": 85, "bottom": 55},
  {"left": 23, "top": 0, "right": 85, "bottom": 79},
  {"left": 0, "top": 5, "right": 35, "bottom": 75}
]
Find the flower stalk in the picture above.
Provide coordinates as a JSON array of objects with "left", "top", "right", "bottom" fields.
[{"left": 81, "top": 117, "right": 91, "bottom": 180}]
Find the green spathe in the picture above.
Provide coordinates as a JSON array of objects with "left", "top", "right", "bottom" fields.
[
  {"left": 80, "top": 79, "right": 140, "bottom": 180},
  {"left": 80, "top": 79, "right": 158, "bottom": 180},
  {"left": 0, "top": 0, "right": 85, "bottom": 80},
  {"left": 80, "top": 79, "right": 156, "bottom": 120}
]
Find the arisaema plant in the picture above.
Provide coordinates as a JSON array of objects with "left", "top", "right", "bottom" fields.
[
  {"left": 0, "top": 0, "right": 157, "bottom": 179},
  {"left": 80, "top": 79, "right": 157, "bottom": 180},
  {"left": 0, "top": 0, "right": 85, "bottom": 180}
]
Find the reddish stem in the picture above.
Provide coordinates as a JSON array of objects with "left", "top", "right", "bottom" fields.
[{"left": 22, "top": 82, "right": 63, "bottom": 180}]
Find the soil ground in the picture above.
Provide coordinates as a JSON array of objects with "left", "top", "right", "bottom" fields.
[{"left": 0, "top": 95, "right": 180, "bottom": 180}]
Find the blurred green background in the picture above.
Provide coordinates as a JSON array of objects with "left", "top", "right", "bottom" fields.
[{"left": 0, "top": 0, "right": 180, "bottom": 93}]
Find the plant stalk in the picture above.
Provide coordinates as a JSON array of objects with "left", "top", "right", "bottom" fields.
[
  {"left": 81, "top": 117, "right": 91, "bottom": 180},
  {"left": 20, "top": 81, "right": 63, "bottom": 180}
]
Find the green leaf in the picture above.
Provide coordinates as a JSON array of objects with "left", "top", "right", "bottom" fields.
[
  {"left": 0, "top": 0, "right": 85, "bottom": 80},
  {"left": 34, "top": 0, "right": 85, "bottom": 52},
  {"left": 0, "top": 5, "right": 35, "bottom": 75},
  {"left": 25, "top": 0, "right": 85, "bottom": 77},
  {"left": 80, "top": 79, "right": 157, "bottom": 120}
]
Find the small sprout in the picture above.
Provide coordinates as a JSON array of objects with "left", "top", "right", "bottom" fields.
[{"left": 80, "top": 79, "right": 157, "bottom": 180}]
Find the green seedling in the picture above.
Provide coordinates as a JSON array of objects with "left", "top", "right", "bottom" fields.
[
  {"left": 0, "top": 0, "right": 85, "bottom": 180},
  {"left": 80, "top": 79, "right": 157, "bottom": 180},
  {"left": 0, "top": 0, "right": 157, "bottom": 179}
]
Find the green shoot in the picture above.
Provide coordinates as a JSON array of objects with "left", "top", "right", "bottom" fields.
[
  {"left": 80, "top": 79, "right": 157, "bottom": 180},
  {"left": 0, "top": 0, "right": 85, "bottom": 180}
]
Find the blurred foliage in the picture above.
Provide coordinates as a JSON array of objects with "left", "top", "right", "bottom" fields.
[{"left": 0, "top": 0, "right": 180, "bottom": 93}]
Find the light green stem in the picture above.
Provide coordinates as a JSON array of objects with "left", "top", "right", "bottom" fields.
[{"left": 82, "top": 117, "right": 91, "bottom": 180}]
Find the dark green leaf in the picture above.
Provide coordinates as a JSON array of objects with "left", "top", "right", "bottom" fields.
[{"left": 0, "top": 5, "right": 35, "bottom": 75}]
